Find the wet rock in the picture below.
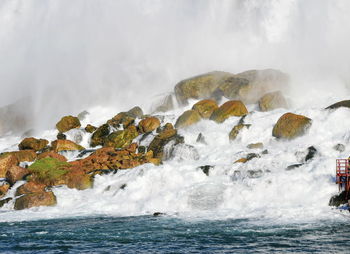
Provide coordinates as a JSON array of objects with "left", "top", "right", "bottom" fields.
[
  {"left": 15, "top": 182, "right": 46, "bottom": 196},
  {"left": 174, "top": 110, "right": 201, "bottom": 129},
  {"left": 217, "top": 76, "right": 250, "bottom": 100},
  {"left": 192, "top": 99, "right": 218, "bottom": 119},
  {"left": 138, "top": 146, "right": 146, "bottom": 154},
  {"left": 104, "top": 126, "right": 139, "bottom": 149},
  {"left": 57, "top": 132, "right": 66, "bottom": 140},
  {"left": 247, "top": 169, "right": 264, "bottom": 178},
  {"left": 127, "top": 106, "right": 144, "bottom": 118},
  {"left": 165, "top": 143, "right": 199, "bottom": 161},
  {"left": 305, "top": 146, "right": 317, "bottom": 162},
  {"left": 153, "top": 94, "right": 174, "bottom": 113},
  {"left": 196, "top": 133, "right": 207, "bottom": 144},
  {"left": 10, "top": 150, "right": 37, "bottom": 162},
  {"left": 0, "top": 181, "right": 10, "bottom": 198},
  {"left": 51, "top": 139, "right": 85, "bottom": 152},
  {"left": 0, "top": 197, "right": 12, "bottom": 208},
  {"left": 258, "top": 91, "right": 287, "bottom": 111},
  {"left": 198, "top": 165, "right": 214, "bottom": 176},
  {"left": 234, "top": 153, "right": 260, "bottom": 163},
  {"left": 37, "top": 151, "right": 67, "bottom": 162},
  {"left": 174, "top": 71, "right": 234, "bottom": 105},
  {"left": 18, "top": 137, "right": 48, "bottom": 151},
  {"left": 77, "top": 110, "right": 89, "bottom": 121},
  {"left": 229, "top": 123, "right": 251, "bottom": 141},
  {"left": 262, "top": 149, "right": 269, "bottom": 155},
  {"left": 85, "top": 124, "right": 97, "bottom": 133},
  {"left": 107, "top": 112, "right": 135, "bottom": 129},
  {"left": 286, "top": 164, "right": 304, "bottom": 171},
  {"left": 329, "top": 191, "right": 348, "bottom": 207},
  {"left": 56, "top": 115, "right": 81, "bottom": 133},
  {"left": 91, "top": 124, "right": 110, "bottom": 147},
  {"left": 210, "top": 101, "right": 248, "bottom": 123},
  {"left": 334, "top": 144, "right": 346, "bottom": 152},
  {"left": 6, "top": 165, "right": 30, "bottom": 185},
  {"left": 0, "top": 153, "right": 18, "bottom": 178},
  {"left": 247, "top": 143, "right": 264, "bottom": 149},
  {"left": 326, "top": 100, "right": 350, "bottom": 110},
  {"left": 272, "top": 113, "right": 312, "bottom": 140},
  {"left": 138, "top": 117, "right": 161, "bottom": 133},
  {"left": 153, "top": 212, "right": 165, "bottom": 217},
  {"left": 14, "top": 191, "right": 57, "bottom": 210}
]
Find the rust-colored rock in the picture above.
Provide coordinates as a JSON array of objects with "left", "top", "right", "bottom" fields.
[
  {"left": 18, "top": 137, "right": 49, "bottom": 151},
  {"left": 6, "top": 165, "right": 30, "bottom": 185},
  {"left": 56, "top": 115, "right": 81, "bottom": 133},
  {"left": 210, "top": 101, "right": 248, "bottom": 123},
  {"left": 85, "top": 124, "right": 97, "bottom": 133},
  {"left": 174, "top": 110, "right": 201, "bottom": 129},
  {"left": 272, "top": 113, "right": 312, "bottom": 140},
  {"left": 0, "top": 182, "right": 10, "bottom": 198},
  {"left": 37, "top": 151, "right": 67, "bottom": 162},
  {"left": 14, "top": 191, "right": 57, "bottom": 210},
  {"left": 15, "top": 182, "right": 47, "bottom": 196},
  {"left": 192, "top": 99, "right": 218, "bottom": 119},
  {"left": 138, "top": 117, "right": 161, "bottom": 133},
  {"left": 51, "top": 139, "right": 85, "bottom": 152},
  {"left": 0, "top": 153, "right": 18, "bottom": 178},
  {"left": 259, "top": 91, "right": 287, "bottom": 112},
  {"left": 10, "top": 150, "right": 37, "bottom": 162}
]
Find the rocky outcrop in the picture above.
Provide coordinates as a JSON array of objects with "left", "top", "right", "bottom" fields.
[
  {"left": 326, "top": 100, "right": 350, "bottom": 110},
  {"left": 51, "top": 139, "right": 85, "bottom": 152},
  {"left": 6, "top": 165, "right": 30, "bottom": 185},
  {"left": 18, "top": 137, "right": 48, "bottom": 151},
  {"left": 210, "top": 101, "right": 248, "bottom": 123},
  {"left": 174, "top": 110, "right": 201, "bottom": 129},
  {"left": 258, "top": 91, "right": 287, "bottom": 111},
  {"left": 90, "top": 124, "right": 110, "bottom": 147},
  {"left": 56, "top": 115, "right": 81, "bottom": 133},
  {"left": 0, "top": 153, "right": 18, "bottom": 178},
  {"left": 229, "top": 124, "right": 251, "bottom": 141},
  {"left": 192, "top": 99, "right": 218, "bottom": 119},
  {"left": 14, "top": 191, "right": 57, "bottom": 210},
  {"left": 104, "top": 126, "right": 139, "bottom": 148},
  {"left": 272, "top": 113, "right": 312, "bottom": 140},
  {"left": 138, "top": 117, "right": 161, "bottom": 133}
]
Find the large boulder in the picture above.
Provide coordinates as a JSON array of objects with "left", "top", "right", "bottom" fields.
[
  {"left": 107, "top": 112, "right": 135, "bottom": 129},
  {"left": 104, "top": 126, "right": 139, "bottom": 148},
  {"left": 258, "top": 91, "right": 287, "bottom": 111},
  {"left": 326, "top": 100, "right": 350, "bottom": 110},
  {"left": 10, "top": 150, "right": 37, "bottom": 162},
  {"left": 272, "top": 113, "right": 312, "bottom": 139},
  {"left": 15, "top": 182, "right": 46, "bottom": 196},
  {"left": 51, "top": 140, "right": 84, "bottom": 152},
  {"left": 6, "top": 165, "right": 30, "bottom": 185},
  {"left": 192, "top": 99, "right": 218, "bottom": 119},
  {"left": 14, "top": 191, "right": 57, "bottom": 210},
  {"left": 210, "top": 101, "right": 248, "bottom": 123},
  {"left": 90, "top": 124, "right": 110, "bottom": 147},
  {"left": 56, "top": 115, "right": 81, "bottom": 133},
  {"left": 18, "top": 137, "right": 49, "bottom": 151},
  {"left": 174, "top": 71, "right": 233, "bottom": 105},
  {"left": 138, "top": 117, "right": 161, "bottom": 133},
  {"left": 0, "top": 153, "right": 18, "bottom": 178},
  {"left": 174, "top": 110, "right": 201, "bottom": 129}
]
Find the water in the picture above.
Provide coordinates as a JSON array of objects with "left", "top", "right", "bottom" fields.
[{"left": 1, "top": 215, "right": 349, "bottom": 253}]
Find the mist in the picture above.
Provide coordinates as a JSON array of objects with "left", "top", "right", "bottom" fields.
[{"left": 0, "top": 0, "right": 350, "bottom": 131}]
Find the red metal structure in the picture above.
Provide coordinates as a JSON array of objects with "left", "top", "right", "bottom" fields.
[{"left": 336, "top": 159, "right": 350, "bottom": 196}]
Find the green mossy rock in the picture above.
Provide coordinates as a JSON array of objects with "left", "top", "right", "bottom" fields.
[
  {"left": 192, "top": 99, "right": 218, "bottom": 119},
  {"left": 56, "top": 115, "right": 81, "bottom": 133},
  {"left": 210, "top": 101, "right": 248, "bottom": 123},
  {"left": 104, "top": 126, "right": 139, "bottom": 148},
  {"left": 174, "top": 110, "right": 201, "bottom": 129},
  {"left": 272, "top": 113, "right": 312, "bottom": 140}
]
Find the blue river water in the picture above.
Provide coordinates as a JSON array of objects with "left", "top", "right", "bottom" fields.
[{"left": 1, "top": 215, "right": 350, "bottom": 253}]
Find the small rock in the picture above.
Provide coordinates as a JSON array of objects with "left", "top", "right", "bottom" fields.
[
  {"left": 107, "top": 112, "right": 135, "bottom": 129},
  {"left": 334, "top": 144, "right": 345, "bottom": 152},
  {"left": 247, "top": 143, "right": 264, "bottom": 149},
  {"left": 138, "top": 146, "right": 146, "bottom": 154},
  {"left": 0, "top": 181, "right": 10, "bottom": 198},
  {"left": 153, "top": 212, "right": 165, "bottom": 217},
  {"left": 37, "top": 151, "right": 67, "bottom": 162},
  {"left": 229, "top": 124, "right": 251, "bottom": 141},
  {"left": 210, "top": 101, "right": 248, "bottom": 123},
  {"left": 305, "top": 146, "right": 317, "bottom": 162},
  {"left": 104, "top": 126, "right": 139, "bottom": 149},
  {"left": 326, "top": 100, "right": 350, "bottom": 110},
  {"left": 85, "top": 124, "right": 97, "bottom": 133},
  {"left": 272, "top": 113, "right": 312, "bottom": 140},
  {"left": 90, "top": 124, "right": 110, "bottom": 147},
  {"left": 56, "top": 115, "right": 81, "bottom": 133},
  {"left": 57, "top": 133, "right": 67, "bottom": 140},
  {"left": 286, "top": 164, "right": 303, "bottom": 171},
  {"left": 196, "top": 133, "right": 207, "bottom": 144},
  {"left": 198, "top": 165, "right": 214, "bottom": 176},
  {"left": 329, "top": 191, "right": 348, "bottom": 207}
]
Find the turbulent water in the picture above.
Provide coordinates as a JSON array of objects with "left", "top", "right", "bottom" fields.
[{"left": 1, "top": 0, "right": 350, "bottom": 252}]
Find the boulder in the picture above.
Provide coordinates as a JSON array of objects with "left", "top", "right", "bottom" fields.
[
  {"left": 37, "top": 151, "right": 67, "bottom": 162},
  {"left": 56, "top": 115, "right": 81, "bottom": 133},
  {"left": 90, "top": 124, "right": 110, "bottom": 147},
  {"left": 62, "top": 169, "right": 93, "bottom": 190},
  {"left": 107, "top": 112, "right": 135, "bottom": 129},
  {"left": 192, "top": 99, "right": 218, "bottom": 119},
  {"left": 10, "top": 150, "right": 37, "bottom": 162},
  {"left": 174, "top": 110, "right": 201, "bottom": 129},
  {"left": 138, "top": 117, "right": 161, "bottom": 133},
  {"left": 51, "top": 140, "right": 85, "bottom": 152},
  {"left": 104, "top": 126, "right": 139, "bottom": 149},
  {"left": 153, "top": 94, "right": 174, "bottom": 113},
  {"left": 326, "top": 100, "right": 350, "bottom": 110},
  {"left": 0, "top": 197, "right": 12, "bottom": 208},
  {"left": 210, "top": 101, "right": 248, "bottom": 123},
  {"left": 6, "top": 166, "right": 30, "bottom": 185},
  {"left": 18, "top": 137, "right": 49, "bottom": 151},
  {"left": 329, "top": 191, "right": 347, "bottom": 207},
  {"left": 272, "top": 113, "right": 312, "bottom": 140},
  {"left": 127, "top": 106, "right": 144, "bottom": 118},
  {"left": 14, "top": 191, "right": 57, "bottom": 210},
  {"left": 0, "top": 181, "right": 10, "bottom": 198},
  {"left": 85, "top": 124, "right": 97, "bottom": 133},
  {"left": 258, "top": 91, "right": 287, "bottom": 111},
  {"left": 15, "top": 182, "right": 46, "bottom": 196},
  {"left": 217, "top": 76, "right": 250, "bottom": 100},
  {"left": 0, "top": 153, "right": 18, "bottom": 178},
  {"left": 229, "top": 124, "right": 251, "bottom": 141},
  {"left": 174, "top": 71, "right": 233, "bottom": 105}
]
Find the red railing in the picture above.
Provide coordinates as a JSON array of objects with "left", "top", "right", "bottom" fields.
[{"left": 336, "top": 159, "right": 350, "bottom": 193}]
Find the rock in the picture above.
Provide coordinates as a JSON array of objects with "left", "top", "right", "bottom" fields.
[
  {"left": 174, "top": 110, "right": 201, "bottom": 129},
  {"left": 286, "top": 164, "right": 303, "bottom": 171},
  {"left": 91, "top": 124, "right": 110, "bottom": 147},
  {"left": 247, "top": 170, "right": 264, "bottom": 178},
  {"left": 217, "top": 76, "right": 250, "bottom": 100},
  {"left": 326, "top": 100, "right": 350, "bottom": 110},
  {"left": 174, "top": 71, "right": 233, "bottom": 105},
  {"left": 329, "top": 191, "right": 348, "bottom": 207},
  {"left": 56, "top": 115, "right": 81, "bottom": 133},
  {"left": 258, "top": 91, "right": 287, "bottom": 111},
  {"left": 57, "top": 132, "right": 66, "bottom": 140},
  {"left": 234, "top": 153, "right": 259, "bottom": 163},
  {"left": 107, "top": 112, "right": 135, "bottom": 129},
  {"left": 229, "top": 124, "right": 251, "bottom": 141},
  {"left": 104, "top": 126, "right": 139, "bottom": 149},
  {"left": 51, "top": 139, "right": 85, "bottom": 152},
  {"left": 153, "top": 94, "right": 174, "bottom": 113},
  {"left": 18, "top": 137, "right": 48, "bottom": 151},
  {"left": 138, "top": 117, "right": 161, "bottom": 133},
  {"left": 305, "top": 146, "right": 317, "bottom": 162},
  {"left": 15, "top": 182, "right": 46, "bottom": 196},
  {"left": 6, "top": 166, "right": 29, "bottom": 185},
  {"left": 196, "top": 133, "right": 207, "bottom": 144},
  {"left": 210, "top": 101, "right": 248, "bottom": 123},
  {"left": 37, "top": 151, "right": 67, "bottom": 162},
  {"left": 77, "top": 110, "right": 89, "bottom": 121},
  {"left": 192, "top": 99, "right": 218, "bottom": 119},
  {"left": 153, "top": 212, "right": 165, "bottom": 217},
  {"left": 85, "top": 124, "right": 97, "bottom": 133},
  {"left": 14, "top": 191, "right": 57, "bottom": 210},
  {"left": 0, "top": 153, "right": 18, "bottom": 178},
  {"left": 165, "top": 143, "right": 200, "bottom": 161},
  {"left": 63, "top": 169, "right": 93, "bottom": 190},
  {"left": 334, "top": 144, "right": 345, "bottom": 152},
  {"left": 272, "top": 113, "right": 312, "bottom": 140},
  {"left": 198, "top": 165, "right": 214, "bottom": 176},
  {"left": 247, "top": 143, "right": 264, "bottom": 149},
  {"left": 9, "top": 150, "right": 37, "bottom": 162},
  {"left": 127, "top": 106, "right": 144, "bottom": 118},
  {"left": 0, "top": 197, "right": 12, "bottom": 208},
  {"left": 0, "top": 181, "right": 10, "bottom": 198}
]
